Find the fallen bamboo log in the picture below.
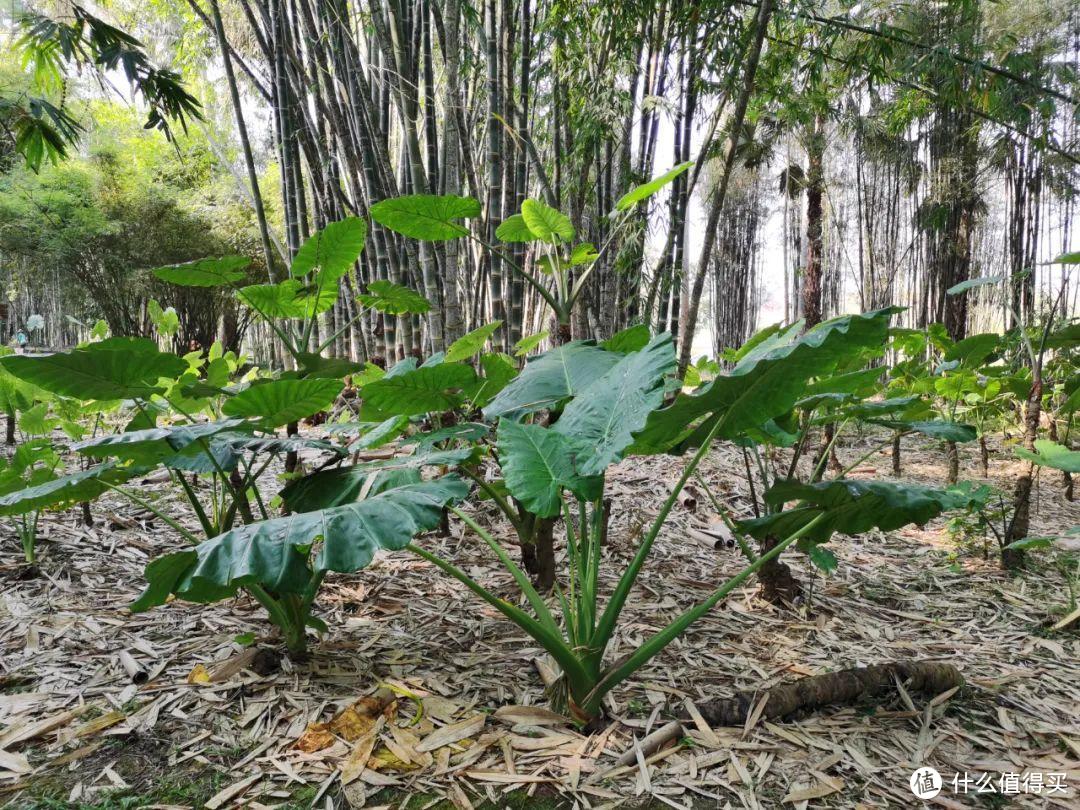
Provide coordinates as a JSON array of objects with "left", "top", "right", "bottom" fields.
[{"left": 693, "top": 661, "right": 964, "bottom": 727}]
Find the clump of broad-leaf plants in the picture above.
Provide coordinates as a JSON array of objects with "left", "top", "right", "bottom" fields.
[{"left": 0, "top": 173, "right": 1036, "bottom": 726}]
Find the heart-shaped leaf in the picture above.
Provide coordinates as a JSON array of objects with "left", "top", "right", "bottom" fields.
[
  {"left": 152, "top": 255, "right": 251, "bottom": 287},
  {"left": 223, "top": 379, "right": 344, "bottom": 426},
  {"left": 370, "top": 195, "right": 481, "bottom": 241}
]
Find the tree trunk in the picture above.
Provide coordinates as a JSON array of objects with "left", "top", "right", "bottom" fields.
[
  {"left": 676, "top": 0, "right": 773, "bottom": 374},
  {"left": 802, "top": 114, "right": 825, "bottom": 330}
]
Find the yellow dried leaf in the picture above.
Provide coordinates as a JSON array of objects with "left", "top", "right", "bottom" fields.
[
  {"left": 187, "top": 664, "right": 211, "bottom": 685},
  {"left": 330, "top": 705, "right": 379, "bottom": 742},
  {"left": 367, "top": 746, "right": 420, "bottom": 772},
  {"left": 294, "top": 722, "right": 335, "bottom": 753}
]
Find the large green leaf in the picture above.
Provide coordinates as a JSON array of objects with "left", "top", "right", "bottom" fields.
[
  {"left": 943, "top": 333, "right": 999, "bottom": 367},
  {"left": 445, "top": 321, "right": 503, "bottom": 363},
  {"left": 869, "top": 419, "right": 977, "bottom": 442},
  {"left": 238, "top": 279, "right": 337, "bottom": 319},
  {"left": 152, "top": 255, "right": 250, "bottom": 287},
  {"left": 369, "top": 195, "right": 481, "bottom": 241},
  {"left": 737, "top": 479, "right": 990, "bottom": 544},
  {"left": 132, "top": 478, "right": 468, "bottom": 610},
  {"left": 295, "top": 352, "right": 366, "bottom": 380},
  {"left": 223, "top": 435, "right": 345, "bottom": 457},
  {"left": 290, "top": 217, "right": 366, "bottom": 283},
  {"left": 553, "top": 333, "right": 675, "bottom": 475},
  {"left": 357, "top": 280, "right": 432, "bottom": 315},
  {"left": 0, "top": 462, "right": 135, "bottom": 516},
  {"left": 360, "top": 363, "right": 477, "bottom": 417},
  {"left": 222, "top": 379, "right": 343, "bottom": 426},
  {"left": 353, "top": 415, "right": 410, "bottom": 449},
  {"left": 497, "top": 420, "right": 599, "bottom": 517},
  {"left": 0, "top": 339, "right": 187, "bottom": 400},
  {"left": 602, "top": 324, "right": 651, "bottom": 354},
  {"left": 615, "top": 161, "right": 693, "bottom": 211},
  {"left": 633, "top": 309, "right": 901, "bottom": 453},
  {"left": 520, "top": 199, "right": 574, "bottom": 243},
  {"left": 483, "top": 342, "right": 622, "bottom": 419},
  {"left": 468, "top": 353, "right": 518, "bottom": 408},
  {"left": 280, "top": 451, "right": 473, "bottom": 513},
  {"left": 72, "top": 418, "right": 251, "bottom": 464},
  {"left": 946, "top": 276, "right": 1003, "bottom": 295},
  {"left": 495, "top": 213, "right": 536, "bottom": 242},
  {"left": 1015, "top": 440, "right": 1080, "bottom": 473}
]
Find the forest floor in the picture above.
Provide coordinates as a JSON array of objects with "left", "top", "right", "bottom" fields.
[{"left": 0, "top": 430, "right": 1078, "bottom": 809}]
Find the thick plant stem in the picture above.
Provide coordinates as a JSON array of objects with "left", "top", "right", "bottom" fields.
[
  {"left": 757, "top": 534, "right": 802, "bottom": 605},
  {"left": 892, "top": 432, "right": 901, "bottom": 476},
  {"left": 580, "top": 512, "right": 828, "bottom": 718},
  {"left": 945, "top": 440, "right": 959, "bottom": 484},
  {"left": 1004, "top": 377, "right": 1042, "bottom": 569},
  {"left": 248, "top": 584, "right": 307, "bottom": 657}
]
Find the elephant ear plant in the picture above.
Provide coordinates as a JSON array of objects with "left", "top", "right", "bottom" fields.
[{"left": 383, "top": 309, "right": 989, "bottom": 725}]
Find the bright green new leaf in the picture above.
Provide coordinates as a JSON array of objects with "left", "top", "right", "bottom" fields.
[
  {"left": 445, "top": 321, "right": 503, "bottom": 363},
  {"left": 223, "top": 379, "right": 343, "bottom": 426},
  {"left": 569, "top": 243, "right": 599, "bottom": 266},
  {"left": 520, "top": 199, "right": 574, "bottom": 243},
  {"left": 357, "top": 280, "right": 432, "bottom": 315},
  {"left": 370, "top": 195, "right": 480, "bottom": 241},
  {"left": 469, "top": 353, "right": 518, "bottom": 408},
  {"left": 615, "top": 161, "right": 693, "bottom": 211},
  {"left": 1015, "top": 440, "right": 1080, "bottom": 473},
  {"left": 495, "top": 213, "right": 536, "bottom": 242},
  {"left": 513, "top": 330, "right": 548, "bottom": 357},
  {"left": 18, "top": 403, "right": 57, "bottom": 437},
  {"left": 290, "top": 217, "right": 367, "bottom": 283},
  {"left": 152, "top": 255, "right": 250, "bottom": 287},
  {"left": 0, "top": 340, "right": 187, "bottom": 400},
  {"left": 238, "top": 279, "right": 337, "bottom": 319}
]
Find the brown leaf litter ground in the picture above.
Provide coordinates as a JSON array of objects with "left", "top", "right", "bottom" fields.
[{"left": 0, "top": 429, "right": 1077, "bottom": 809}]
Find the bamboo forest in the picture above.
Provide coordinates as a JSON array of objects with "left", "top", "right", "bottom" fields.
[{"left": 0, "top": 0, "right": 1079, "bottom": 807}]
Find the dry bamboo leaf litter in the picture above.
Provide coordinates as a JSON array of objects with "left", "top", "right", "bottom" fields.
[{"left": 0, "top": 434, "right": 1076, "bottom": 807}]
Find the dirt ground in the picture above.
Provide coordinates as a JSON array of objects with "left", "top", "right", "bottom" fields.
[{"left": 0, "top": 429, "right": 1078, "bottom": 809}]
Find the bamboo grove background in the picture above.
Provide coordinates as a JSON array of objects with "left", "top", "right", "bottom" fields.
[{"left": 0, "top": 0, "right": 1077, "bottom": 363}]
